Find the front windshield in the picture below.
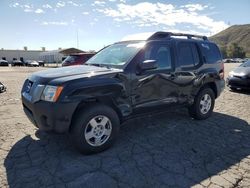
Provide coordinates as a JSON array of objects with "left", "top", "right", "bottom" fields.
[
  {"left": 240, "top": 60, "right": 250, "bottom": 67},
  {"left": 86, "top": 41, "right": 145, "bottom": 67}
]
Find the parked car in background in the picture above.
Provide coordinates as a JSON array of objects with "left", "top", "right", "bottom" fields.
[
  {"left": 38, "top": 61, "right": 45, "bottom": 67},
  {"left": 233, "top": 58, "right": 245, "bottom": 63},
  {"left": 0, "top": 59, "right": 9, "bottom": 66},
  {"left": 62, "top": 53, "right": 95, "bottom": 67},
  {"left": 227, "top": 60, "right": 250, "bottom": 90},
  {"left": 223, "top": 58, "right": 240, "bottom": 63},
  {"left": 12, "top": 60, "right": 24, "bottom": 66},
  {"left": 25, "top": 60, "right": 39, "bottom": 67},
  {"left": 223, "top": 58, "right": 245, "bottom": 63},
  {"left": 22, "top": 32, "right": 225, "bottom": 154},
  {"left": 223, "top": 59, "right": 232, "bottom": 63}
]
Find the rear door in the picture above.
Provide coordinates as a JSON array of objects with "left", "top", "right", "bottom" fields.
[{"left": 173, "top": 41, "right": 202, "bottom": 101}]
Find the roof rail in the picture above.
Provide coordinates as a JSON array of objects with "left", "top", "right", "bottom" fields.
[{"left": 147, "top": 32, "right": 208, "bottom": 41}]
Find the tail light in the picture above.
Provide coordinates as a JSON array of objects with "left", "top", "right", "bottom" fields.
[{"left": 219, "top": 62, "right": 224, "bottom": 79}]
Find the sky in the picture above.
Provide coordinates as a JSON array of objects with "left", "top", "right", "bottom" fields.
[{"left": 0, "top": 0, "right": 249, "bottom": 51}]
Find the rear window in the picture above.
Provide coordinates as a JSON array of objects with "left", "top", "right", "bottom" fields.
[{"left": 201, "top": 43, "right": 221, "bottom": 64}]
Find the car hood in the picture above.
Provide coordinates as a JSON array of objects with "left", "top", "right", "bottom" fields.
[
  {"left": 231, "top": 67, "right": 250, "bottom": 76},
  {"left": 29, "top": 65, "right": 122, "bottom": 84}
]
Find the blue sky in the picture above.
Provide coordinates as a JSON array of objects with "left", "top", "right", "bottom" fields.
[{"left": 0, "top": 0, "right": 249, "bottom": 51}]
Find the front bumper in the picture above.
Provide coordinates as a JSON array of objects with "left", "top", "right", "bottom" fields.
[
  {"left": 226, "top": 76, "right": 250, "bottom": 89},
  {"left": 22, "top": 93, "right": 79, "bottom": 133}
]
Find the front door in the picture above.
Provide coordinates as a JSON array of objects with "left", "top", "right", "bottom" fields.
[{"left": 130, "top": 41, "right": 179, "bottom": 109}]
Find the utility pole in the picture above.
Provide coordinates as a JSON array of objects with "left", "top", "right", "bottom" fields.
[{"left": 76, "top": 29, "right": 79, "bottom": 49}]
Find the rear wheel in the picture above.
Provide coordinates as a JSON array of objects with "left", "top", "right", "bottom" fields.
[
  {"left": 188, "top": 87, "right": 215, "bottom": 120},
  {"left": 70, "top": 104, "right": 120, "bottom": 154}
]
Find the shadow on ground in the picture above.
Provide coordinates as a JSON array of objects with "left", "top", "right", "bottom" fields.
[{"left": 4, "top": 110, "right": 250, "bottom": 187}]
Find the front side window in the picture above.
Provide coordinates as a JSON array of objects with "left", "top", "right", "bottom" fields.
[
  {"left": 143, "top": 43, "right": 172, "bottom": 70},
  {"left": 86, "top": 42, "right": 145, "bottom": 67}
]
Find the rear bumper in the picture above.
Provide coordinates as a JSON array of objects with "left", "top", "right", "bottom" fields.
[
  {"left": 226, "top": 77, "right": 250, "bottom": 89},
  {"left": 22, "top": 94, "right": 79, "bottom": 133}
]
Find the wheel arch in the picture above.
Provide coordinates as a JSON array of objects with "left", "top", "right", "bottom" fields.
[
  {"left": 196, "top": 82, "right": 218, "bottom": 99},
  {"left": 69, "top": 97, "right": 123, "bottom": 132},
  {"left": 203, "top": 82, "right": 218, "bottom": 98}
]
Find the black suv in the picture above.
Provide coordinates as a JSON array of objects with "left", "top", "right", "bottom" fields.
[{"left": 21, "top": 32, "right": 225, "bottom": 154}]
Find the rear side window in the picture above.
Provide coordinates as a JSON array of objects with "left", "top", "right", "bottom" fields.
[
  {"left": 201, "top": 43, "right": 221, "bottom": 64},
  {"left": 178, "top": 42, "right": 200, "bottom": 69}
]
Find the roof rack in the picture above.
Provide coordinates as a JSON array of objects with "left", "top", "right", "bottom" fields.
[{"left": 147, "top": 32, "right": 208, "bottom": 41}]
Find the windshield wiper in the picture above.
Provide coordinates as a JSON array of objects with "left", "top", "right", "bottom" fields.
[
  {"left": 86, "top": 63, "right": 111, "bottom": 68},
  {"left": 86, "top": 63, "right": 121, "bottom": 70},
  {"left": 86, "top": 63, "right": 101, "bottom": 67}
]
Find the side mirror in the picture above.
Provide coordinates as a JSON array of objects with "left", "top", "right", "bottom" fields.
[{"left": 139, "top": 60, "right": 157, "bottom": 71}]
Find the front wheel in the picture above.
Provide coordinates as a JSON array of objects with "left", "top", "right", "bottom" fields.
[
  {"left": 188, "top": 88, "right": 215, "bottom": 120},
  {"left": 70, "top": 104, "right": 120, "bottom": 154}
]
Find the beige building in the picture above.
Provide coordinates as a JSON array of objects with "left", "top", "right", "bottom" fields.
[
  {"left": 0, "top": 47, "right": 84, "bottom": 64},
  {"left": 39, "top": 48, "right": 84, "bottom": 64}
]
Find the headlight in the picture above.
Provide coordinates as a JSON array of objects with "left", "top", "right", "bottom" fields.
[
  {"left": 228, "top": 71, "right": 234, "bottom": 77},
  {"left": 41, "top": 85, "right": 63, "bottom": 102}
]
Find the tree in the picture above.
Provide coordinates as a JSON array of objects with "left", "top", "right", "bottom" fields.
[
  {"left": 227, "top": 43, "right": 246, "bottom": 58},
  {"left": 220, "top": 46, "right": 228, "bottom": 58}
]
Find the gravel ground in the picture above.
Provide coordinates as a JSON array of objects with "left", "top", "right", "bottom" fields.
[{"left": 0, "top": 64, "right": 250, "bottom": 188}]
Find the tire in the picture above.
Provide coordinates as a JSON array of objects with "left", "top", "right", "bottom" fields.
[
  {"left": 188, "top": 87, "right": 215, "bottom": 120},
  {"left": 70, "top": 104, "right": 120, "bottom": 154}
]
